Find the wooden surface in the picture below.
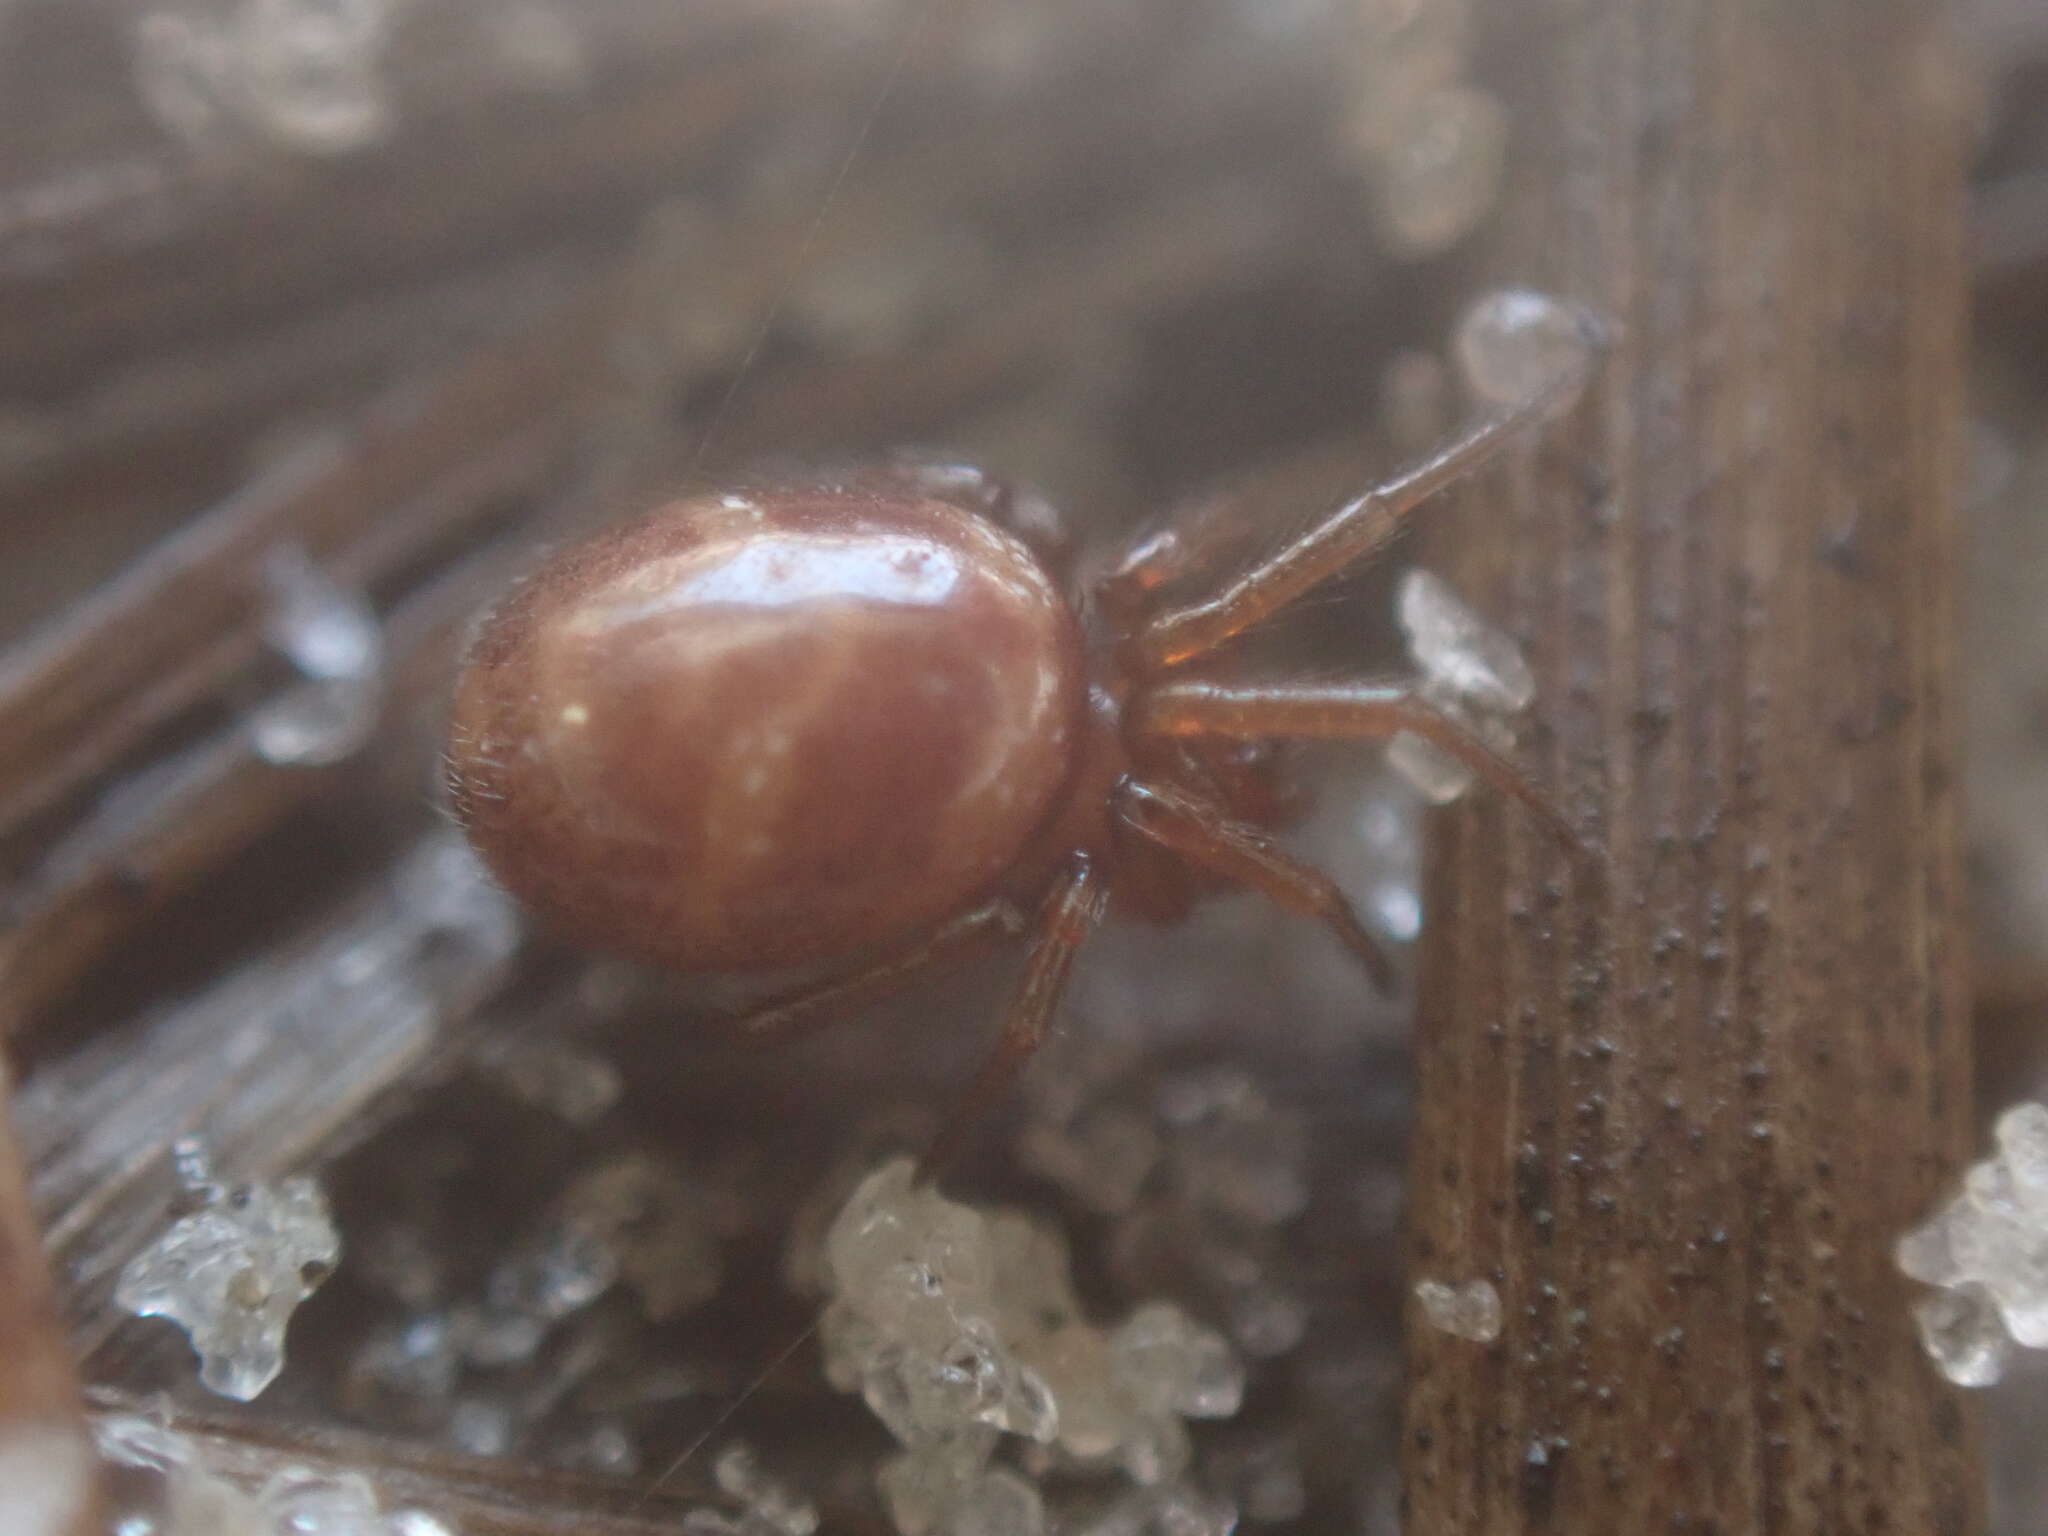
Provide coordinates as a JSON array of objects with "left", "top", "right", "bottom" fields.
[
  {"left": 0, "top": 1073, "right": 97, "bottom": 1534},
  {"left": 1403, "top": 3, "right": 1982, "bottom": 1532}
]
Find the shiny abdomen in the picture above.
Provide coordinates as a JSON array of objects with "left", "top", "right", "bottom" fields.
[{"left": 447, "top": 484, "right": 1084, "bottom": 973}]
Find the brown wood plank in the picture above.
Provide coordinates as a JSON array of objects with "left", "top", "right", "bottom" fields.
[{"left": 1403, "top": 4, "right": 1982, "bottom": 1532}]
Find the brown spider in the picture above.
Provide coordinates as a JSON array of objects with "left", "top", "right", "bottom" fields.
[{"left": 444, "top": 299, "right": 1598, "bottom": 1176}]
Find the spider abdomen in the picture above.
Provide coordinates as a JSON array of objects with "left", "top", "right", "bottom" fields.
[{"left": 447, "top": 485, "right": 1085, "bottom": 973}]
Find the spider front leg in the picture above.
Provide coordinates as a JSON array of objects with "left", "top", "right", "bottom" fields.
[
  {"left": 1137, "top": 678, "right": 1588, "bottom": 864},
  {"left": 1133, "top": 306, "right": 1601, "bottom": 671},
  {"left": 1113, "top": 778, "right": 1397, "bottom": 993},
  {"left": 918, "top": 857, "right": 1108, "bottom": 1183}
]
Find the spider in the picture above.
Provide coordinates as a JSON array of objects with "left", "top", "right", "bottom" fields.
[{"left": 444, "top": 296, "right": 1598, "bottom": 1176}]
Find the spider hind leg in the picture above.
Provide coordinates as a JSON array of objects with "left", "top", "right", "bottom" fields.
[
  {"left": 917, "top": 857, "right": 1108, "bottom": 1184},
  {"left": 724, "top": 897, "right": 1025, "bottom": 1047}
]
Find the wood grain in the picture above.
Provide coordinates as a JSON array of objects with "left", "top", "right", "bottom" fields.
[
  {"left": 1403, "top": 3, "right": 1982, "bottom": 1531},
  {"left": 0, "top": 1074, "right": 98, "bottom": 1535}
]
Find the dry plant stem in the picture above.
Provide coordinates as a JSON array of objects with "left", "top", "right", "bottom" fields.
[
  {"left": 1403, "top": 4, "right": 1980, "bottom": 1533},
  {"left": 1, "top": 0, "right": 1317, "bottom": 400},
  {"left": 0, "top": 302, "right": 603, "bottom": 846},
  {"left": 78, "top": 1386, "right": 893, "bottom": 1536},
  {"left": 0, "top": 502, "right": 587, "bottom": 1033},
  {"left": 14, "top": 838, "right": 522, "bottom": 1363},
  {"left": 0, "top": 1070, "right": 99, "bottom": 1534},
  {"left": 704, "top": 172, "right": 1325, "bottom": 465},
  {"left": 0, "top": 13, "right": 811, "bottom": 393}
]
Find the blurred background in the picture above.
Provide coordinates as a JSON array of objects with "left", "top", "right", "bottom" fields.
[{"left": 0, "top": 1, "right": 2044, "bottom": 1532}]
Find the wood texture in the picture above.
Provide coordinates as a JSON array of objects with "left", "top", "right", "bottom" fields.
[
  {"left": 1403, "top": 4, "right": 1981, "bottom": 1532},
  {"left": 0, "top": 1075, "right": 98, "bottom": 1535},
  {"left": 80, "top": 1385, "right": 892, "bottom": 1535}
]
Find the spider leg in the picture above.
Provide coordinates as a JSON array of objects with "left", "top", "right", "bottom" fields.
[
  {"left": 1112, "top": 778, "right": 1397, "bottom": 994},
  {"left": 1138, "top": 677, "right": 1589, "bottom": 864},
  {"left": 1133, "top": 353, "right": 1595, "bottom": 671},
  {"left": 917, "top": 857, "right": 1107, "bottom": 1184},
  {"left": 724, "top": 897, "right": 1026, "bottom": 1046}
]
